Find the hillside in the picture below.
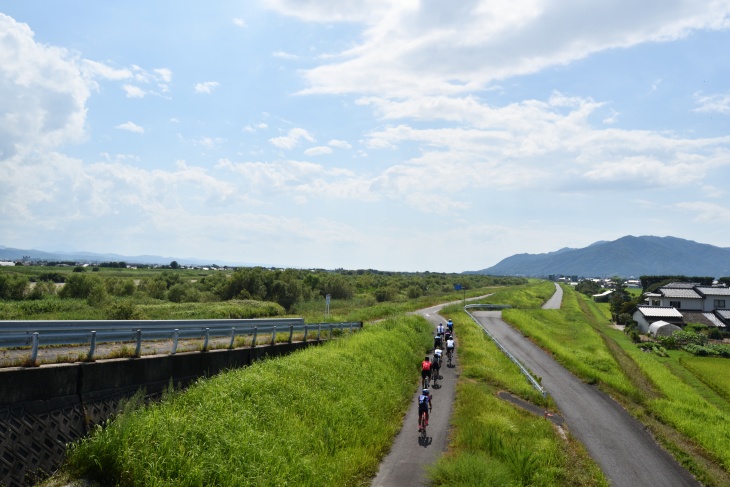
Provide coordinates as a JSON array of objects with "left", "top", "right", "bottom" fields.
[{"left": 469, "top": 235, "right": 730, "bottom": 278}]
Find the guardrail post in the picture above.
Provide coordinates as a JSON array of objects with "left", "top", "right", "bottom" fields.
[
  {"left": 303, "top": 324, "right": 308, "bottom": 343},
  {"left": 203, "top": 327, "right": 210, "bottom": 352},
  {"left": 135, "top": 329, "right": 142, "bottom": 357},
  {"left": 229, "top": 327, "right": 236, "bottom": 349},
  {"left": 288, "top": 324, "right": 294, "bottom": 344},
  {"left": 349, "top": 322, "right": 353, "bottom": 334},
  {"left": 270, "top": 326, "right": 277, "bottom": 346},
  {"left": 88, "top": 331, "right": 97, "bottom": 360},
  {"left": 172, "top": 329, "right": 179, "bottom": 355},
  {"left": 317, "top": 323, "right": 321, "bottom": 342},
  {"left": 30, "top": 332, "right": 39, "bottom": 364},
  {"left": 252, "top": 327, "right": 258, "bottom": 348},
  {"left": 329, "top": 323, "right": 333, "bottom": 340}
]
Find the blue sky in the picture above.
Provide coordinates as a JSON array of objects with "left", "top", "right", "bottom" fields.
[{"left": 1, "top": 1, "right": 729, "bottom": 272}]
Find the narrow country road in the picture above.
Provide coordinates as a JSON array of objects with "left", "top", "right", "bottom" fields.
[
  {"left": 370, "top": 302, "right": 461, "bottom": 487},
  {"left": 470, "top": 308, "right": 699, "bottom": 487}
]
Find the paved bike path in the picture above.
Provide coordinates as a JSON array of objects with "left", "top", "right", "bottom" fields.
[
  {"left": 471, "top": 310, "right": 699, "bottom": 487},
  {"left": 370, "top": 302, "right": 458, "bottom": 487}
]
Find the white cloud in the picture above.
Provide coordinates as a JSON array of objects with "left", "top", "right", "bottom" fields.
[
  {"left": 123, "top": 84, "right": 146, "bottom": 98},
  {"left": 115, "top": 121, "right": 144, "bottom": 133},
  {"left": 194, "top": 81, "right": 220, "bottom": 94},
  {"left": 304, "top": 146, "right": 333, "bottom": 156},
  {"left": 277, "top": 1, "right": 730, "bottom": 98},
  {"left": 81, "top": 60, "right": 132, "bottom": 81},
  {"left": 269, "top": 128, "right": 315, "bottom": 149},
  {"left": 674, "top": 201, "right": 730, "bottom": 223},
  {"left": 694, "top": 92, "right": 730, "bottom": 114},
  {"left": 154, "top": 68, "right": 172, "bottom": 83},
  {"left": 232, "top": 18, "right": 247, "bottom": 28},
  {"left": 0, "top": 13, "right": 89, "bottom": 159},
  {"left": 273, "top": 51, "right": 300, "bottom": 60},
  {"left": 328, "top": 139, "right": 352, "bottom": 149},
  {"left": 243, "top": 123, "right": 269, "bottom": 133}
]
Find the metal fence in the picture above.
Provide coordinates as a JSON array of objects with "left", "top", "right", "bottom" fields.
[
  {"left": 0, "top": 319, "right": 363, "bottom": 362},
  {"left": 463, "top": 304, "right": 547, "bottom": 398}
]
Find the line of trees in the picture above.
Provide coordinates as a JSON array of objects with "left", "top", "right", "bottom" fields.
[{"left": 0, "top": 267, "right": 526, "bottom": 312}]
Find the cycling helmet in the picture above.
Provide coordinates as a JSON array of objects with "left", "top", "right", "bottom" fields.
[{"left": 422, "top": 388, "right": 429, "bottom": 394}]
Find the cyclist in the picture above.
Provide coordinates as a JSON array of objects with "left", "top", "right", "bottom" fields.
[
  {"left": 421, "top": 356, "right": 432, "bottom": 388},
  {"left": 446, "top": 336, "right": 455, "bottom": 364},
  {"left": 418, "top": 388, "right": 432, "bottom": 431},
  {"left": 433, "top": 332, "right": 443, "bottom": 350},
  {"left": 432, "top": 348, "right": 442, "bottom": 383},
  {"left": 436, "top": 322, "right": 445, "bottom": 339},
  {"left": 447, "top": 319, "right": 453, "bottom": 336}
]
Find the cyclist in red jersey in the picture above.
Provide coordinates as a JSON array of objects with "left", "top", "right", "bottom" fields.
[{"left": 421, "top": 356, "right": 432, "bottom": 388}]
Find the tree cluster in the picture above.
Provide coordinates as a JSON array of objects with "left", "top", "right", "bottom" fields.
[{"left": 0, "top": 267, "right": 525, "bottom": 313}]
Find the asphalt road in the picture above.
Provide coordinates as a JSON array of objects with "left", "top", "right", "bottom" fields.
[
  {"left": 370, "top": 302, "right": 459, "bottom": 487},
  {"left": 471, "top": 309, "right": 699, "bottom": 487}
]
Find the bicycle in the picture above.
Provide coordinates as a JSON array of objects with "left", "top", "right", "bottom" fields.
[
  {"left": 447, "top": 348, "right": 453, "bottom": 367},
  {"left": 422, "top": 373, "right": 430, "bottom": 389},
  {"left": 419, "top": 411, "right": 428, "bottom": 441}
]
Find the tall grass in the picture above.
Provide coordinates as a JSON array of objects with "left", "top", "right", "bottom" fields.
[
  {"left": 428, "top": 310, "right": 607, "bottom": 486},
  {"left": 65, "top": 315, "right": 432, "bottom": 486}
]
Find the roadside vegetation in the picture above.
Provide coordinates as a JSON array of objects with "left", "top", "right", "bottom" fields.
[
  {"left": 64, "top": 315, "right": 433, "bottom": 486},
  {"left": 502, "top": 284, "right": 730, "bottom": 485}
]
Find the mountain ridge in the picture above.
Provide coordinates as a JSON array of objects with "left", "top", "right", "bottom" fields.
[
  {"left": 468, "top": 235, "right": 730, "bottom": 278},
  {"left": 0, "top": 245, "right": 254, "bottom": 268}
]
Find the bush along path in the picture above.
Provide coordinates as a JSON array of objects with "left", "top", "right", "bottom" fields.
[{"left": 62, "top": 315, "right": 432, "bottom": 487}]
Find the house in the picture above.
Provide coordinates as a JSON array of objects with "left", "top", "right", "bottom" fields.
[
  {"left": 639, "top": 282, "right": 730, "bottom": 332},
  {"left": 694, "top": 286, "right": 730, "bottom": 312},
  {"left": 632, "top": 305, "right": 685, "bottom": 334}
]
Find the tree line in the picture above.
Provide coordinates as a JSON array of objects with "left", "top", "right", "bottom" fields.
[{"left": 0, "top": 267, "right": 525, "bottom": 312}]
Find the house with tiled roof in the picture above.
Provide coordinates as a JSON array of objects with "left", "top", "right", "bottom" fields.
[{"left": 639, "top": 282, "right": 730, "bottom": 330}]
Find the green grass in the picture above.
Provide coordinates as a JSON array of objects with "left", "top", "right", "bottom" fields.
[
  {"left": 499, "top": 284, "right": 730, "bottom": 484},
  {"left": 680, "top": 355, "right": 730, "bottom": 403},
  {"left": 502, "top": 288, "right": 637, "bottom": 398},
  {"left": 64, "top": 315, "right": 433, "bottom": 486},
  {"left": 428, "top": 307, "right": 607, "bottom": 486}
]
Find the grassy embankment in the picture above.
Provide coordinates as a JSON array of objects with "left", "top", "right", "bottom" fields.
[
  {"left": 429, "top": 280, "right": 608, "bottom": 486},
  {"left": 502, "top": 284, "right": 730, "bottom": 486},
  {"left": 62, "top": 315, "right": 433, "bottom": 486}
]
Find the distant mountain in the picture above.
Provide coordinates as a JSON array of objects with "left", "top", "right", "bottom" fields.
[
  {"left": 468, "top": 236, "right": 730, "bottom": 278},
  {"left": 0, "top": 245, "right": 251, "bottom": 267}
]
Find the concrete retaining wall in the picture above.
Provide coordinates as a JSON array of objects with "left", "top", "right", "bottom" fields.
[{"left": 0, "top": 341, "right": 315, "bottom": 487}]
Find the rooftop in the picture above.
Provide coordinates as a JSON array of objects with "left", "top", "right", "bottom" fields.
[
  {"left": 660, "top": 288, "right": 702, "bottom": 299},
  {"left": 636, "top": 306, "right": 684, "bottom": 318}
]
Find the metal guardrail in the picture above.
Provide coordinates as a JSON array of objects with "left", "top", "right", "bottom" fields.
[
  {"left": 0, "top": 319, "right": 362, "bottom": 362},
  {"left": 464, "top": 304, "right": 547, "bottom": 398}
]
